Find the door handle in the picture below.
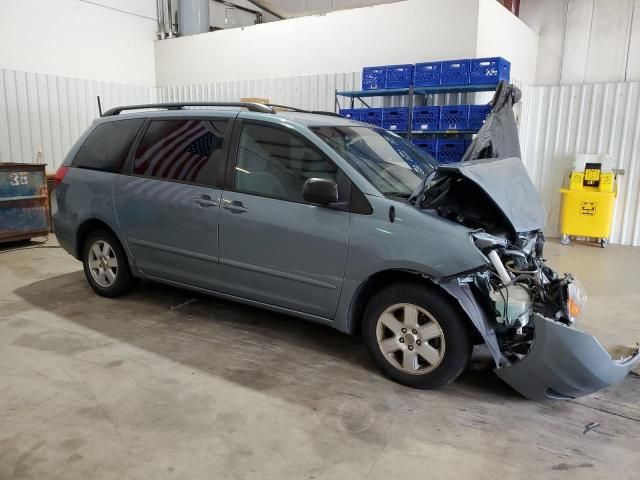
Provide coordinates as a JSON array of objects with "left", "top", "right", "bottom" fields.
[
  {"left": 194, "top": 196, "right": 218, "bottom": 208},
  {"left": 222, "top": 200, "right": 248, "bottom": 213}
]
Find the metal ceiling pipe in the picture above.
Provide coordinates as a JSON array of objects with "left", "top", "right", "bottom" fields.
[
  {"left": 167, "top": 0, "right": 174, "bottom": 37},
  {"left": 179, "top": 0, "right": 210, "bottom": 36},
  {"left": 156, "top": 0, "right": 166, "bottom": 39}
]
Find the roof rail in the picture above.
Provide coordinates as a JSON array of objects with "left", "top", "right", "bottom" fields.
[
  {"left": 101, "top": 102, "right": 275, "bottom": 116},
  {"left": 266, "top": 104, "right": 343, "bottom": 118}
]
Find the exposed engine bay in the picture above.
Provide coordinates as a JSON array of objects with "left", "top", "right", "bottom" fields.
[{"left": 470, "top": 230, "right": 585, "bottom": 362}]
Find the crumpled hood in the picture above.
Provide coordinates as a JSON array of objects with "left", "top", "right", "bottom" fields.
[{"left": 436, "top": 156, "right": 546, "bottom": 233}]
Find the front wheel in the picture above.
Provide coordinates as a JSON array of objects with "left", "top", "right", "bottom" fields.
[
  {"left": 82, "top": 229, "right": 134, "bottom": 297},
  {"left": 363, "top": 283, "right": 472, "bottom": 389}
]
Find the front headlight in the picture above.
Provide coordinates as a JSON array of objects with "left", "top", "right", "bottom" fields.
[{"left": 566, "top": 278, "right": 588, "bottom": 323}]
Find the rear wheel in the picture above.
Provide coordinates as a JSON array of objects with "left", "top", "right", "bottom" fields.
[
  {"left": 82, "top": 229, "right": 134, "bottom": 297},
  {"left": 363, "top": 283, "right": 472, "bottom": 389}
]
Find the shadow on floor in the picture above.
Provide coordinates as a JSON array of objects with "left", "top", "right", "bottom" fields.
[{"left": 13, "top": 271, "right": 521, "bottom": 405}]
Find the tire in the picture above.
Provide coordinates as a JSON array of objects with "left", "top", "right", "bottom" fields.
[
  {"left": 82, "top": 229, "right": 134, "bottom": 297},
  {"left": 362, "top": 282, "right": 473, "bottom": 389}
]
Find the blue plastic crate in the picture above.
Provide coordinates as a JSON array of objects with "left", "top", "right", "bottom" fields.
[
  {"left": 414, "top": 62, "right": 442, "bottom": 87},
  {"left": 385, "top": 64, "right": 415, "bottom": 89},
  {"left": 439, "top": 105, "right": 470, "bottom": 130},
  {"left": 339, "top": 108, "right": 362, "bottom": 121},
  {"left": 362, "top": 66, "right": 387, "bottom": 90},
  {"left": 412, "top": 106, "right": 440, "bottom": 131},
  {"left": 382, "top": 107, "right": 409, "bottom": 131},
  {"left": 469, "top": 104, "right": 492, "bottom": 130},
  {"left": 412, "top": 139, "right": 438, "bottom": 158},
  {"left": 441, "top": 59, "right": 470, "bottom": 86},
  {"left": 470, "top": 57, "right": 510, "bottom": 85},
  {"left": 360, "top": 108, "right": 384, "bottom": 126},
  {"left": 437, "top": 139, "right": 467, "bottom": 163},
  {"left": 465, "top": 138, "right": 474, "bottom": 150}
]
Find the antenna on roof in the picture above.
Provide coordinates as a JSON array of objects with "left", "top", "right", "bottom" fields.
[{"left": 97, "top": 96, "right": 103, "bottom": 117}]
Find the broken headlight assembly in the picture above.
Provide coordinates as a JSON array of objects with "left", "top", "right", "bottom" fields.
[{"left": 565, "top": 277, "right": 587, "bottom": 323}]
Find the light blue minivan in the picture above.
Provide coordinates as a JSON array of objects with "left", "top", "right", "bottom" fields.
[{"left": 53, "top": 101, "right": 639, "bottom": 400}]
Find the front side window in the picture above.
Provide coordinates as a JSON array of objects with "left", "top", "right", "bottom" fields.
[
  {"left": 234, "top": 123, "right": 343, "bottom": 203},
  {"left": 311, "top": 126, "right": 437, "bottom": 198},
  {"left": 133, "top": 119, "right": 229, "bottom": 186},
  {"left": 73, "top": 118, "right": 144, "bottom": 172}
]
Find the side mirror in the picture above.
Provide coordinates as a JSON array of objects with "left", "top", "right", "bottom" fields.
[{"left": 302, "top": 178, "right": 338, "bottom": 205}]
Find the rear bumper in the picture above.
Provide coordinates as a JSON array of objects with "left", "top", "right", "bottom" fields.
[{"left": 496, "top": 314, "right": 640, "bottom": 400}]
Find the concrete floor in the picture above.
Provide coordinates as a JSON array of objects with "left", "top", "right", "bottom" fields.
[{"left": 1, "top": 236, "right": 639, "bottom": 480}]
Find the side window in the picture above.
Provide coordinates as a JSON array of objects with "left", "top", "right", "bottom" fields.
[
  {"left": 73, "top": 118, "right": 144, "bottom": 172},
  {"left": 234, "top": 123, "right": 344, "bottom": 203},
  {"left": 133, "top": 119, "right": 229, "bottom": 186}
]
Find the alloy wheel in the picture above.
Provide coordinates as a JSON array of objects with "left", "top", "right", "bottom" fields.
[
  {"left": 88, "top": 240, "right": 118, "bottom": 288},
  {"left": 375, "top": 303, "right": 446, "bottom": 375}
]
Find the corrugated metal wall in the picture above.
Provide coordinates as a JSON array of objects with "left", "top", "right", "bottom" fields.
[
  {"left": 521, "top": 82, "right": 640, "bottom": 246},
  {"left": 0, "top": 68, "right": 154, "bottom": 170},
  {"left": 2, "top": 66, "right": 639, "bottom": 246}
]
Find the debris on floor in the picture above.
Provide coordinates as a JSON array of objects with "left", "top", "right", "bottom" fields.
[{"left": 583, "top": 422, "right": 600, "bottom": 434}]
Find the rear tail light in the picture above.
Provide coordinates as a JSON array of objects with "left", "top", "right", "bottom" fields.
[{"left": 53, "top": 165, "right": 69, "bottom": 188}]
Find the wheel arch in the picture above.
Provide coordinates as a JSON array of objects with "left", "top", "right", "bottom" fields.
[
  {"left": 75, "top": 218, "right": 135, "bottom": 271},
  {"left": 346, "top": 269, "right": 483, "bottom": 342}
]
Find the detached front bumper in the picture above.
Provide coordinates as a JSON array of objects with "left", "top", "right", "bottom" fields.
[{"left": 496, "top": 314, "right": 640, "bottom": 400}]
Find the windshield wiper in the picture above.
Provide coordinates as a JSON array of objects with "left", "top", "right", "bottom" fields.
[{"left": 382, "top": 190, "right": 413, "bottom": 198}]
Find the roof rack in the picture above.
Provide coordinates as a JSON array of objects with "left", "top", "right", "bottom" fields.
[
  {"left": 266, "top": 104, "right": 343, "bottom": 117},
  {"left": 102, "top": 102, "right": 275, "bottom": 116}
]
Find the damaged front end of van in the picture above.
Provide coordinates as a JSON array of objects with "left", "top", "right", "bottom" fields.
[{"left": 412, "top": 83, "right": 640, "bottom": 400}]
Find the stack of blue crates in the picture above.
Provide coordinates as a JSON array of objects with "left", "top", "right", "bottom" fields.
[
  {"left": 339, "top": 108, "right": 362, "bottom": 121},
  {"left": 470, "top": 57, "right": 511, "bottom": 84},
  {"left": 412, "top": 106, "right": 440, "bottom": 131},
  {"left": 414, "top": 62, "right": 441, "bottom": 87},
  {"left": 438, "top": 139, "right": 467, "bottom": 163},
  {"left": 361, "top": 57, "right": 510, "bottom": 90},
  {"left": 362, "top": 66, "right": 386, "bottom": 90},
  {"left": 383, "top": 107, "right": 409, "bottom": 131},
  {"left": 440, "top": 105, "right": 470, "bottom": 131},
  {"left": 469, "top": 104, "right": 492, "bottom": 130},
  {"left": 412, "top": 139, "right": 438, "bottom": 158},
  {"left": 360, "top": 108, "right": 384, "bottom": 126},
  {"left": 385, "top": 64, "right": 414, "bottom": 89},
  {"left": 441, "top": 59, "right": 471, "bottom": 86}
]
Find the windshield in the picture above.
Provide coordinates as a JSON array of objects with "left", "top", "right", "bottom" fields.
[{"left": 311, "top": 126, "right": 437, "bottom": 198}]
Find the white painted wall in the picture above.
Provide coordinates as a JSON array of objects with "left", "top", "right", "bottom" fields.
[
  {"left": 156, "top": 0, "right": 538, "bottom": 88},
  {"left": 520, "top": 0, "right": 640, "bottom": 85},
  {"left": 155, "top": 0, "right": 482, "bottom": 86},
  {"left": 0, "top": 0, "right": 158, "bottom": 86},
  {"left": 476, "top": 0, "right": 538, "bottom": 85}
]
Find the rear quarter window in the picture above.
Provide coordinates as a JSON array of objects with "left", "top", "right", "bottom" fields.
[{"left": 73, "top": 119, "right": 144, "bottom": 172}]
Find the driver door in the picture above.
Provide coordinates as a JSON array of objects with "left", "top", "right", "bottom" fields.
[{"left": 218, "top": 120, "right": 350, "bottom": 319}]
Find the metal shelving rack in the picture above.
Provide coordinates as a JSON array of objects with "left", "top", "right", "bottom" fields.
[{"left": 335, "top": 83, "right": 499, "bottom": 141}]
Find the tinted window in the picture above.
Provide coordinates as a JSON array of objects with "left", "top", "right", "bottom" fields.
[
  {"left": 133, "top": 119, "right": 229, "bottom": 186},
  {"left": 234, "top": 123, "right": 342, "bottom": 203},
  {"left": 73, "top": 119, "right": 143, "bottom": 172}
]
